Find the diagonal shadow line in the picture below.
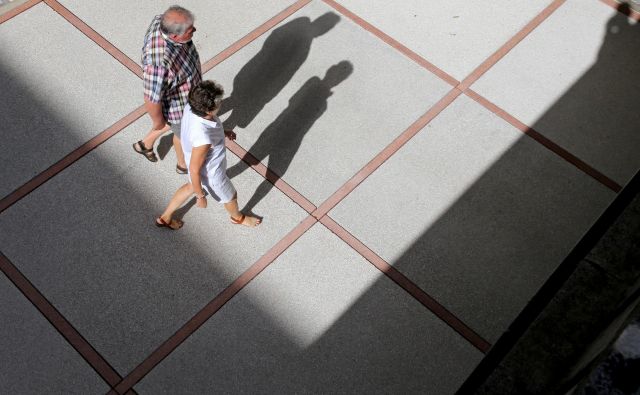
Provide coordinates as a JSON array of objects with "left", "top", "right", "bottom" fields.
[
  {"left": 0, "top": 0, "right": 40, "bottom": 24},
  {"left": 111, "top": 216, "right": 318, "bottom": 394},
  {"left": 319, "top": 216, "right": 492, "bottom": 353},
  {"left": 0, "top": 105, "right": 147, "bottom": 214},
  {"left": 43, "top": 0, "right": 143, "bottom": 78},
  {"left": 0, "top": 252, "right": 123, "bottom": 387},
  {"left": 465, "top": 90, "right": 622, "bottom": 192}
]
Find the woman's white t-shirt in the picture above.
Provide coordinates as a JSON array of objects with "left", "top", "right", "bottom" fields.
[{"left": 180, "top": 104, "right": 227, "bottom": 182}]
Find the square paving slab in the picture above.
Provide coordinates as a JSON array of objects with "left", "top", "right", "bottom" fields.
[
  {"left": 336, "top": 0, "right": 554, "bottom": 81},
  {"left": 0, "top": 273, "right": 109, "bottom": 394},
  {"left": 58, "top": 0, "right": 298, "bottom": 67},
  {"left": 209, "top": 0, "right": 453, "bottom": 205},
  {"left": 136, "top": 224, "right": 483, "bottom": 394},
  {"left": 471, "top": 0, "right": 640, "bottom": 186},
  {"left": 0, "top": 3, "right": 140, "bottom": 199},
  {"left": 329, "top": 94, "right": 615, "bottom": 342},
  {"left": 0, "top": 116, "right": 308, "bottom": 374}
]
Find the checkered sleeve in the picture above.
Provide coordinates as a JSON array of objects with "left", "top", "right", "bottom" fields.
[{"left": 143, "top": 64, "right": 167, "bottom": 103}]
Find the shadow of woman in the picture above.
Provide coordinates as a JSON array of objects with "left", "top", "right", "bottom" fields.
[
  {"left": 219, "top": 12, "right": 341, "bottom": 131},
  {"left": 228, "top": 61, "right": 353, "bottom": 213}
]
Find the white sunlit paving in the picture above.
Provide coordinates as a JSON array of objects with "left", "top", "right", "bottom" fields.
[{"left": 0, "top": 0, "right": 638, "bottom": 394}]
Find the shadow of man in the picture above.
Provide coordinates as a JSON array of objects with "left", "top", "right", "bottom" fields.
[
  {"left": 228, "top": 61, "right": 353, "bottom": 213},
  {"left": 219, "top": 12, "right": 341, "bottom": 131}
]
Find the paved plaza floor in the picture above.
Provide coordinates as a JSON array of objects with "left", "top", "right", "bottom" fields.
[{"left": 1, "top": 1, "right": 639, "bottom": 393}]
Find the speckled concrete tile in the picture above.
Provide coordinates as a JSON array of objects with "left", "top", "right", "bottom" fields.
[
  {"left": 0, "top": 3, "right": 141, "bottom": 199},
  {"left": 135, "top": 224, "right": 483, "bottom": 394},
  {"left": 472, "top": 0, "right": 640, "bottom": 186},
  {"left": 58, "top": 0, "right": 299, "bottom": 66},
  {"left": 336, "top": 0, "right": 554, "bottom": 81},
  {"left": 0, "top": 273, "right": 109, "bottom": 394},
  {"left": 329, "top": 94, "right": 615, "bottom": 342},
  {"left": 208, "top": 0, "right": 453, "bottom": 205},
  {"left": 0, "top": 115, "right": 309, "bottom": 374}
]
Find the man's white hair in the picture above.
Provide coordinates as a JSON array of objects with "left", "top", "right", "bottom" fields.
[{"left": 160, "top": 5, "right": 194, "bottom": 35}]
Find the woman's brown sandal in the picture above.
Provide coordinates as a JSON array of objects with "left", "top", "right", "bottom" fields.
[{"left": 155, "top": 217, "right": 183, "bottom": 230}]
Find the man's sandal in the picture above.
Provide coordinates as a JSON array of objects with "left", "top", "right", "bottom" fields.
[
  {"left": 133, "top": 140, "right": 158, "bottom": 162},
  {"left": 155, "top": 217, "right": 183, "bottom": 230}
]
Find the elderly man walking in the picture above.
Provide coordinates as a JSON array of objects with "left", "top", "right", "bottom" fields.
[{"left": 133, "top": 5, "right": 202, "bottom": 174}]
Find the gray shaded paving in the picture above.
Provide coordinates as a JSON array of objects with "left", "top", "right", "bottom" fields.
[
  {"left": 0, "top": 3, "right": 140, "bottom": 198},
  {"left": 136, "top": 224, "right": 483, "bottom": 394},
  {"left": 0, "top": 274, "right": 108, "bottom": 394}
]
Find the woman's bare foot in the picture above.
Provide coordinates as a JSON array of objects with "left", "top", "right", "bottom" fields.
[{"left": 230, "top": 214, "right": 261, "bottom": 227}]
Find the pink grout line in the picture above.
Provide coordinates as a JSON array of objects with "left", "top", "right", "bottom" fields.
[
  {"left": 44, "top": 0, "right": 142, "bottom": 79},
  {"left": 0, "top": 252, "right": 123, "bottom": 387},
  {"left": 319, "top": 216, "right": 492, "bottom": 354},
  {"left": 457, "top": 0, "right": 566, "bottom": 91},
  {"left": 226, "top": 139, "right": 317, "bottom": 214},
  {"left": 313, "top": 88, "right": 462, "bottom": 219},
  {"left": 112, "top": 216, "right": 318, "bottom": 394},
  {"left": 600, "top": 0, "right": 640, "bottom": 21},
  {"left": 202, "top": 0, "right": 312, "bottom": 73},
  {"left": 0, "top": 105, "right": 146, "bottom": 214},
  {"left": 322, "top": 0, "right": 459, "bottom": 87},
  {"left": 465, "top": 89, "right": 622, "bottom": 193},
  {"left": 0, "top": 0, "right": 40, "bottom": 24}
]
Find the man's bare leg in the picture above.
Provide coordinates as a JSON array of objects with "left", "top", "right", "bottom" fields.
[
  {"left": 173, "top": 134, "right": 187, "bottom": 169},
  {"left": 224, "top": 192, "right": 261, "bottom": 227},
  {"left": 139, "top": 123, "right": 171, "bottom": 151}
]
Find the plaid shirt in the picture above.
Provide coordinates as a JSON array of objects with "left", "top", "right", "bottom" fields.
[{"left": 142, "top": 15, "right": 202, "bottom": 123}]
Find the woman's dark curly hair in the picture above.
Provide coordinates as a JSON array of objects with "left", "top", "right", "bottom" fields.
[{"left": 188, "top": 80, "right": 224, "bottom": 117}]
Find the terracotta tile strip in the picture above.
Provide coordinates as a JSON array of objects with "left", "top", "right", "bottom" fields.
[
  {"left": 113, "top": 216, "right": 317, "bottom": 394},
  {"left": 226, "top": 139, "right": 317, "bottom": 213},
  {"left": 322, "top": 0, "right": 459, "bottom": 87},
  {"left": 599, "top": 0, "right": 640, "bottom": 21},
  {"left": 458, "top": 0, "right": 566, "bottom": 91},
  {"left": 0, "top": 252, "right": 122, "bottom": 387},
  {"left": 0, "top": 105, "right": 146, "bottom": 214},
  {"left": 465, "top": 89, "right": 622, "bottom": 192},
  {"left": 202, "top": 0, "right": 312, "bottom": 73},
  {"left": 0, "top": 0, "right": 40, "bottom": 24},
  {"left": 320, "top": 216, "right": 491, "bottom": 353},
  {"left": 313, "top": 88, "right": 462, "bottom": 219},
  {"left": 43, "top": 0, "right": 142, "bottom": 78}
]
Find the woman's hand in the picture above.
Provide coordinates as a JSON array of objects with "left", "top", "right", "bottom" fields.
[
  {"left": 196, "top": 195, "right": 207, "bottom": 208},
  {"left": 224, "top": 129, "right": 236, "bottom": 141}
]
